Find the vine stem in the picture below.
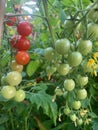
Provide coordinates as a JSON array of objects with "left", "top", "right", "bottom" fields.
[
  {"left": 9, "top": 110, "right": 15, "bottom": 130},
  {"left": 42, "top": 0, "right": 55, "bottom": 48},
  {"left": 5, "top": 13, "right": 46, "bottom": 19}
]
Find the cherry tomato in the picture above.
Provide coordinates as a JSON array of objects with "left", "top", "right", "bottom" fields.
[
  {"left": 10, "top": 60, "right": 23, "bottom": 72},
  {"left": 64, "top": 107, "right": 71, "bottom": 115},
  {"left": 14, "top": 89, "right": 25, "bottom": 102},
  {"left": 77, "top": 118, "right": 83, "bottom": 126},
  {"left": 77, "top": 89, "right": 87, "bottom": 100},
  {"left": 55, "top": 38, "right": 70, "bottom": 55},
  {"left": 70, "top": 114, "right": 77, "bottom": 122},
  {"left": 44, "top": 47, "right": 55, "bottom": 61},
  {"left": 15, "top": 51, "right": 30, "bottom": 65},
  {"left": 87, "top": 23, "right": 98, "bottom": 40},
  {"left": 5, "top": 13, "right": 17, "bottom": 26},
  {"left": 6, "top": 71, "right": 22, "bottom": 86},
  {"left": 64, "top": 79, "right": 75, "bottom": 91},
  {"left": 77, "top": 75, "right": 88, "bottom": 87},
  {"left": 77, "top": 40, "right": 92, "bottom": 56},
  {"left": 57, "top": 64, "right": 70, "bottom": 76},
  {"left": 10, "top": 36, "right": 30, "bottom": 50},
  {"left": 68, "top": 51, "right": 82, "bottom": 67},
  {"left": 17, "top": 21, "right": 32, "bottom": 36},
  {"left": 1, "top": 85, "right": 16, "bottom": 99},
  {"left": 17, "top": 37, "right": 30, "bottom": 50},
  {"left": 10, "top": 35, "right": 20, "bottom": 49},
  {"left": 72, "top": 100, "right": 81, "bottom": 110}
]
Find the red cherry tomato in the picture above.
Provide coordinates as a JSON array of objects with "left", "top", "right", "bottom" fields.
[
  {"left": 17, "top": 37, "right": 30, "bottom": 50},
  {"left": 15, "top": 51, "right": 30, "bottom": 65},
  {"left": 5, "top": 13, "right": 17, "bottom": 26},
  {"left": 10, "top": 35, "right": 20, "bottom": 49},
  {"left": 17, "top": 21, "right": 32, "bottom": 36},
  {"left": 10, "top": 36, "right": 30, "bottom": 51}
]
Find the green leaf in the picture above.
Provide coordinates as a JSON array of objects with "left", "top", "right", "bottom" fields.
[
  {"left": 32, "top": 83, "right": 48, "bottom": 91},
  {"left": 0, "top": 116, "right": 9, "bottom": 125},
  {"left": 26, "top": 91, "right": 58, "bottom": 125},
  {"left": 92, "top": 118, "right": 98, "bottom": 130},
  {"left": 0, "top": 51, "right": 11, "bottom": 67},
  {"left": 0, "top": 125, "right": 6, "bottom": 130},
  {"left": 26, "top": 60, "right": 40, "bottom": 77},
  {"left": 60, "top": 9, "right": 66, "bottom": 24}
]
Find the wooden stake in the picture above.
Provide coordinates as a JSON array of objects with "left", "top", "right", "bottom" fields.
[{"left": 0, "top": 0, "right": 6, "bottom": 46}]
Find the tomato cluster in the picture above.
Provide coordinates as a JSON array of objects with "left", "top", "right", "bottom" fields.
[
  {"left": 44, "top": 37, "right": 91, "bottom": 126},
  {"left": 1, "top": 71, "right": 25, "bottom": 102},
  {"left": 10, "top": 21, "right": 32, "bottom": 65},
  {"left": 1, "top": 19, "right": 32, "bottom": 102}
]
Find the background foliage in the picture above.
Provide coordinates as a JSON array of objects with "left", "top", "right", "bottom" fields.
[{"left": 1, "top": 0, "right": 98, "bottom": 130}]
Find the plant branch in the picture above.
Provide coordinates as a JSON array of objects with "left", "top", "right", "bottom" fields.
[{"left": 42, "top": 0, "right": 55, "bottom": 48}]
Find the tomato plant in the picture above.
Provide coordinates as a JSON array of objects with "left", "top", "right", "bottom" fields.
[
  {"left": 15, "top": 51, "right": 30, "bottom": 65},
  {"left": 1, "top": 0, "right": 98, "bottom": 130}
]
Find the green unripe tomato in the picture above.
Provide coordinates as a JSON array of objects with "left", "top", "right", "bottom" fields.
[
  {"left": 14, "top": 89, "right": 25, "bottom": 102},
  {"left": 46, "top": 66, "right": 57, "bottom": 75},
  {"left": 77, "top": 118, "right": 83, "bottom": 126},
  {"left": 44, "top": 47, "right": 55, "bottom": 61},
  {"left": 1, "top": 85, "right": 16, "bottom": 99},
  {"left": 55, "top": 38, "right": 70, "bottom": 55},
  {"left": 64, "top": 107, "right": 71, "bottom": 115},
  {"left": 64, "top": 79, "right": 75, "bottom": 91},
  {"left": 87, "top": 4, "right": 98, "bottom": 22},
  {"left": 64, "top": 20, "right": 75, "bottom": 36},
  {"left": 57, "top": 64, "right": 70, "bottom": 76},
  {"left": 68, "top": 51, "right": 82, "bottom": 67},
  {"left": 70, "top": 114, "right": 77, "bottom": 122},
  {"left": 77, "top": 89, "right": 87, "bottom": 100},
  {"left": 72, "top": 100, "right": 81, "bottom": 110},
  {"left": 55, "top": 88, "right": 63, "bottom": 96},
  {"left": 78, "top": 40, "right": 92, "bottom": 55},
  {"left": 87, "top": 23, "right": 98, "bottom": 40},
  {"left": 5, "top": 71, "right": 22, "bottom": 86},
  {"left": 77, "top": 75, "right": 88, "bottom": 87}
]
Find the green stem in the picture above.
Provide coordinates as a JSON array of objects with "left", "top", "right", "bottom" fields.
[
  {"left": 9, "top": 110, "right": 15, "bottom": 130},
  {"left": 24, "top": 106, "right": 32, "bottom": 130},
  {"left": 25, "top": 117, "right": 28, "bottom": 130},
  {"left": 42, "top": 0, "right": 55, "bottom": 48},
  {"left": 5, "top": 13, "right": 45, "bottom": 19}
]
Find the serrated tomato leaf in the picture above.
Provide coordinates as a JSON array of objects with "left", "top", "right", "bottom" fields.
[{"left": 26, "top": 91, "right": 58, "bottom": 125}]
